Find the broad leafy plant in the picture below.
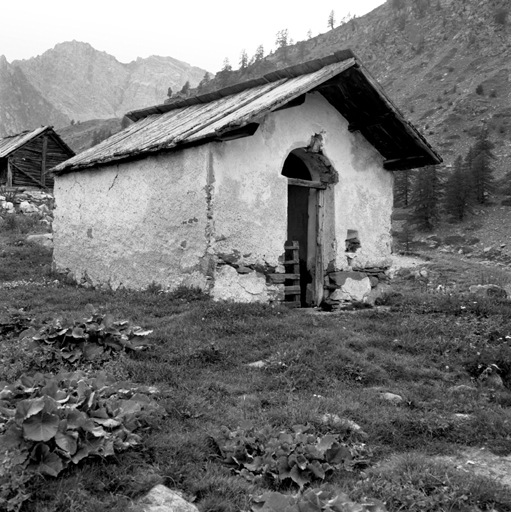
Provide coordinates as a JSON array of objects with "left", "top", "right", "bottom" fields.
[
  {"left": 19, "top": 304, "right": 153, "bottom": 368},
  {"left": 252, "top": 489, "right": 387, "bottom": 512},
  {"left": 211, "top": 424, "right": 372, "bottom": 490},
  {"left": 0, "top": 371, "right": 164, "bottom": 510}
]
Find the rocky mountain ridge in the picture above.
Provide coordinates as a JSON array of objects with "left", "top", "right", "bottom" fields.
[{"left": 0, "top": 41, "right": 208, "bottom": 136}]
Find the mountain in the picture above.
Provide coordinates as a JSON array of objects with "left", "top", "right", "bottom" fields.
[
  {"left": 0, "top": 56, "right": 69, "bottom": 137},
  {"left": 198, "top": 0, "right": 511, "bottom": 174},
  {"left": 13, "top": 41, "right": 208, "bottom": 123}
]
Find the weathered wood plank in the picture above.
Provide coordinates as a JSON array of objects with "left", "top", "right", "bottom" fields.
[
  {"left": 10, "top": 161, "right": 47, "bottom": 188},
  {"left": 284, "top": 301, "right": 301, "bottom": 308},
  {"left": 41, "top": 136, "right": 48, "bottom": 186},
  {"left": 287, "top": 178, "right": 327, "bottom": 189},
  {"left": 284, "top": 285, "right": 301, "bottom": 294}
]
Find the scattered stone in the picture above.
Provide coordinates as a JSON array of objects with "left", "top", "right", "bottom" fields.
[
  {"left": 25, "top": 233, "right": 53, "bottom": 248},
  {"left": 235, "top": 266, "right": 252, "bottom": 274},
  {"left": 469, "top": 284, "right": 507, "bottom": 298},
  {"left": 133, "top": 485, "right": 199, "bottom": 512},
  {"left": 328, "top": 276, "right": 372, "bottom": 302},
  {"left": 247, "top": 360, "right": 267, "bottom": 369},
  {"left": 452, "top": 413, "right": 473, "bottom": 421},
  {"left": 320, "top": 413, "right": 365, "bottom": 434},
  {"left": 380, "top": 392, "right": 404, "bottom": 404},
  {"left": 19, "top": 201, "right": 39, "bottom": 214}
]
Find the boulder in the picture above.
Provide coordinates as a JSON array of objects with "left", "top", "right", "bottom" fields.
[
  {"left": 329, "top": 277, "right": 372, "bottom": 302},
  {"left": 380, "top": 392, "right": 404, "bottom": 404},
  {"left": 19, "top": 201, "right": 39, "bottom": 214},
  {"left": 469, "top": 284, "right": 507, "bottom": 298},
  {"left": 26, "top": 233, "right": 53, "bottom": 249},
  {"left": 133, "top": 485, "right": 198, "bottom": 512}
]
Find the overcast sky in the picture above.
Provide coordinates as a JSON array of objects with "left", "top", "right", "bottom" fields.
[{"left": 2, "top": 0, "right": 385, "bottom": 73}]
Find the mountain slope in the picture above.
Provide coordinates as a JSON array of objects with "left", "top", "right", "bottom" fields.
[
  {"left": 0, "top": 56, "right": 69, "bottom": 137},
  {"left": 199, "top": 0, "right": 511, "bottom": 172},
  {"left": 13, "top": 41, "right": 208, "bottom": 122}
]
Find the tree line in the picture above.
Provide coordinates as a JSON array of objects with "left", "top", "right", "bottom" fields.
[{"left": 395, "top": 128, "right": 496, "bottom": 230}]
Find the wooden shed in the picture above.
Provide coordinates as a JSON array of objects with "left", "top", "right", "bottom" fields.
[{"left": 0, "top": 126, "right": 74, "bottom": 189}]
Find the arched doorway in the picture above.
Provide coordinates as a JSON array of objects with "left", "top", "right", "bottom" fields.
[{"left": 282, "top": 153, "right": 313, "bottom": 306}]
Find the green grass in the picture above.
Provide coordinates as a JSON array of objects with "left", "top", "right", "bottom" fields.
[{"left": 2, "top": 236, "right": 511, "bottom": 511}]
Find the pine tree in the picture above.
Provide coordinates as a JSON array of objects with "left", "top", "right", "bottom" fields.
[
  {"left": 394, "top": 169, "right": 415, "bottom": 207},
  {"left": 179, "top": 81, "right": 191, "bottom": 95},
  {"left": 239, "top": 49, "right": 248, "bottom": 70},
  {"left": 470, "top": 128, "right": 495, "bottom": 204},
  {"left": 254, "top": 45, "right": 264, "bottom": 62},
  {"left": 328, "top": 10, "right": 336, "bottom": 30},
  {"left": 275, "top": 29, "right": 289, "bottom": 49},
  {"left": 197, "top": 72, "right": 212, "bottom": 92},
  {"left": 410, "top": 165, "right": 442, "bottom": 231},
  {"left": 444, "top": 156, "right": 473, "bottom": 221},
  {"left": 167, "top": 86, "right": 173, "bottom": 98},
  {"left": 307, "top": 29, "right": 312, "bottom": 39}
]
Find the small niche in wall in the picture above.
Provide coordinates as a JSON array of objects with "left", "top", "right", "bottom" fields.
[{"left": 345, "top": 230, "right": 361, "bottom": 252}]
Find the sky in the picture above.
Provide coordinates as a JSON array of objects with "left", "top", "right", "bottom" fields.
[{"left": 1, "top": 0, "right": 385, "bottom": 73}]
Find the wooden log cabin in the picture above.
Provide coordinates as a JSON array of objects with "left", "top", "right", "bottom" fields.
[{"left": 0, "top": 126, "right": 74, "bottom": 189}]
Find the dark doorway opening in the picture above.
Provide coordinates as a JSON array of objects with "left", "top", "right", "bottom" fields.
[{"left": 282, "top": 153, "right": 313, "bottom": 306}]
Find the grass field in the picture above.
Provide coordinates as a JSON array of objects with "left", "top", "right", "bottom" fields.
[{"left": 2, "top": 228, "right": 511, "bottom": 511}]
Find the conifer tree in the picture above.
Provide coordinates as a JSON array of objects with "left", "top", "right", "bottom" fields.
[
  {"left": 328, "top": 10, "right": 336, "bottom": 30},
  {"left": 394, "top": 169, "right": 415, "bottom": 207},
  {"left": 180, "top": 80, "right": 191, "bottom": 95},
  {"left": 254, "top": 45, "right": 264, "bottom": 62},
  {"left": 410, "top": 165, "right": 442, "bottom": 231},
  {"left": 239, "top": 49, "right": 248, "bottom": 70},
  {"left": 470, "top": 128, "right": 495, "bottom": 204},
  {"left": 444, "top": 156, "right": 473, "bottom": 221}
]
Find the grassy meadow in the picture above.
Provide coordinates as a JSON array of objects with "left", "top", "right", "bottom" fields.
[{"left": 1, "top": 225, "right": 511, "bottom": 511}]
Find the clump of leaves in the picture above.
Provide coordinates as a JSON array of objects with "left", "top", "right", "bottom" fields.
[
  {"left": 211, "top": 424, "right": 371, "bottom": 490},
  {"left": 19, "top": 304, "right": 153, "bottom": 369},
  {"left": 0, "top": 371, "right": 164, "bottom": 510},
  {"left": 252, "top": 488, "right": 387, "bottom": 512}
]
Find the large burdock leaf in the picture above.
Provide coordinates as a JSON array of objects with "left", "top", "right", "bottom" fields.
[
  {"left": 28, "top": 443, "right": 64, "bottom": 477},
  {"left": 83, "top": 343, "right": 104, "bottom": 361},
  {"left": 55, "top": 430, "right": 78, "bottom": 455},
  {"left": 325, "top": 443, "right": 352, "bottom": 465},
  {"left": 289, "top": 465, "right": 311, "bottom": 489},
  {"left": 23, "top": 411, "right": 60, "bottom": 442},
  {"left": 15, "top": 397, "right": 46, "bottom": 421}
]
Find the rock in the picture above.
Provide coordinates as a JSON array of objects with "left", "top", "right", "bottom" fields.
[
  {"left": 366, "top": 283, "right": 392, "bottom": 305},
  {"left": 247, "top": 360, "right": 267, "bottom": 369},
  {"left": 380, "top": 392, "right": 404, "bottom": 404},
  {"left": 369, "top": 276, "right": 379, "bottom": 288},
  {"left": 19, "top": 201, "right": 38, "bottom": 214},
  {"left": 419, "top": 269, "right": 428, "bottom": 278},
  {"left": 452, "top": 413, "right": 473, "bottom": 421},
  {"left": 25, "top": 233, "right": 53, "bottom": 248},
  {"left": 320, "top": 414, "right": 365, "bottom": 434},
  {"left": 329, "top": 276, "right": 372, "bottom": 302},
  {"left": 483, "top": 246, "right": 494, "bottom": 253},
  {"left": 133, "top": 485, "right": 198, "bottom": 512},
  {"left": 469, "top": 284, "right": 507, "bottom": 298},
  {"left": 2, "top": 201, "right": 14, "bottom": 211},
  {"left": 235, "top": 266, "right": 252, "bottom": 274}
]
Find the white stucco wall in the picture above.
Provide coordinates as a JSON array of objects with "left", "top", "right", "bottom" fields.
[
  {"left": 53, "top": 147, "right": 211, "bottom": 290},
  {"left": 210, "top": 92, "right": 394, "bottom": 273},
  {"left": 53, "top": 91, "right": 394, "bottom": 295}
]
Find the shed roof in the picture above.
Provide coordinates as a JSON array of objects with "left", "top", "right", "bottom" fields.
[
  {"left": 53, "top": 51, "right": 442, "bottom": 174},
  {"left": 0, "top": 126, "right": 74, "bottom": 159}
]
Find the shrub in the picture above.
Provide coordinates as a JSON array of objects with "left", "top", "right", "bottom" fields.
[
  {"left": 211, "top": 423, "right": 371, "bottom": 490},
  {"left": 476, "top": 84, "right": 484, "bottom": 95},
  {"left": 0, "top": 371, "right": 164, "bottom": 510},
  {"left": 19, "top": 305, "right": 153, "bottom": 372},
  {"left": 490, "top": 89, "right": 497, "bottom": 98}
]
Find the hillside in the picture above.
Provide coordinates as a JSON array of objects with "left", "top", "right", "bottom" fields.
[
  {"left": 0, "top": 56, "right": 69, "bottom": 137},
  {"left": 197, "top": 0, "right": 510, "bottom": 174}
]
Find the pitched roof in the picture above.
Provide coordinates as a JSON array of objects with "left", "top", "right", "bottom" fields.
[
  {"left": 53, "top": 51, "right": 442, "bottom": 174},
  {"left": 0, "top": 126, "right": 74, "bottom": 159}
]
